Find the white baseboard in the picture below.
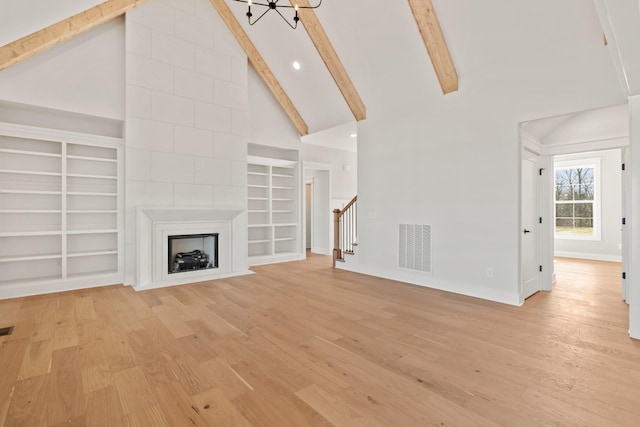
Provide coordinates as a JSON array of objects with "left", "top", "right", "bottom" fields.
[
  {"left": 336, "top": 262, "right": 521, "bottom": 306},
  {"left": 0, "top": 273, "right": 124, "bottom": 300},
  {"left": 555, "top": 251, "right": 622, "bottom": 263}
]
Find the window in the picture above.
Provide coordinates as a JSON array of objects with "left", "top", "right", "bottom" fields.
[{"left": 554, "top": 158, "right": 601, "bottom": 240}]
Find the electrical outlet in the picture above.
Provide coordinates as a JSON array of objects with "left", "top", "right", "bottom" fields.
[{"left": 487, "top": 267, "right": 494, "bottom": 278}]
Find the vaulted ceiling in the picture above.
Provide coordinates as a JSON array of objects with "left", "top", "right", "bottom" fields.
[
  {"left": 1, "top": 0, "right": 639, "bottom": 139},
  {"left": 0, "top": 0, "right": 459, "bottom": 137}
]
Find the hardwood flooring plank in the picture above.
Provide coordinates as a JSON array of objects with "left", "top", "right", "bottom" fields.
[
  {"left": 125, "top": 404, "right": 170, "bottom": 427},
  {"left": 16, "top": 338, "right": 53, "bottom": 381},
  {"left": 47, "top": 346, "right": 85, "bottom": 426},
  {"left": 0, "top": 256, "right": 639, "bottom": 426},
  {"left": 4, "top": 374, "right": 49, "bottom": 426},
  {"left": 85, "top": 384, "right": 125, "bottom": 427}
]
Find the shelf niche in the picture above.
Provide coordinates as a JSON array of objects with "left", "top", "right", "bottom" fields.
[
  {"left": 247, "top": 143, "right": 302, "bottom": 266},
  {"left": 0, "top": 123, "right": 123, "bottom": 298}
]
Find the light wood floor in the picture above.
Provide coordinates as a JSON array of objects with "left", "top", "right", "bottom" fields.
[{"left": 1, "top": 255, "right": 639, "bottom": 426}]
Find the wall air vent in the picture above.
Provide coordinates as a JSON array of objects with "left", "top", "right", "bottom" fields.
[{"left": 399, "top": 224, "right": 432, "bottom": 273}]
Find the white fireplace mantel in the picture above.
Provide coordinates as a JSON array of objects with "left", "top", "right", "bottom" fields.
[{"left": 134, "top": 207, "right": 251, "bottom": 290}]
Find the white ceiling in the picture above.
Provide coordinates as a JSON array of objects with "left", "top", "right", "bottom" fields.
[
  {"left": 2, "top": 0, "right": 634, "bottom": 151},
  {"left": 0, "top": 0, "right": 104, "bottom": 46},
  {"left": 522, "top": 103, "right": 628, "bottom": 145},
  {"left": 233, "top": 0, "right": 620, "bottom": 135}
]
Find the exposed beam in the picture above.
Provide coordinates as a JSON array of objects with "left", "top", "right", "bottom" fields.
[
  {"left": 407, "top": 0, "right": 458, "bottom": 94},
  {"left": 209, "top": 0, "right": 309, "bottom": 136},
  {"left": 292, "top": 0, "right": 366, "bottom": 122},
  {"left": 0, "top": 0, "right": 147, "bottom": 73}
]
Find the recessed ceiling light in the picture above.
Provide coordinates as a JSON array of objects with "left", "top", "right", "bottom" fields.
[
  {"left": 292, "top": 61, "right": 301, "bottom": 70},
  {"left": 350, "top": 133, "right": 357, "bottom": 138}
]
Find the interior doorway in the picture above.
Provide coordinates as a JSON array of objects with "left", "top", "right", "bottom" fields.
[
  {"left": 303, "top": 162, "right": 332, "bottom": 256},
  {"left": 519, "top": 103, "right": 629, "bottom": 306},
  {"left": 521, "top": 149, "right": 542, "bottom": 300},
  {"left": 305, "top": 181, "right": 312, "bottom": 250}
]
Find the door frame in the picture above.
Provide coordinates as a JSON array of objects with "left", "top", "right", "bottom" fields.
[
  {"left": 304, "top": 178, "right": 313, "bottom": 252},
  {"left": 302, "top": 161, "right": 332, "bottom": 256},
  {"left": 520, "top": 145, "right": 546, "bottom": 303}
]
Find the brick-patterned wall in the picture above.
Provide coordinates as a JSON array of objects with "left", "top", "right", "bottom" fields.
[{"left": 124, "top": 0, "right": 248, "bottom": 284}]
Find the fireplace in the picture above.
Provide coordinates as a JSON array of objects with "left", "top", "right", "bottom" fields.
[
  {"left": 168, "top": 233, "right": 219, "bottom": 274},
  {"left": 134, "top": 207, "right": 251, "bottom": 290}
]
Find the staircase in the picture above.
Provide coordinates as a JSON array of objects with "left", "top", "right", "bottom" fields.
[{"left": 333, "top": 195, "right": 357, "bottom": 267}]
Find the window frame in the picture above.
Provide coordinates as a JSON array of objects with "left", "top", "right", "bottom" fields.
[{"left": 553, "top": 157, "right": 602, "bottom": 241}]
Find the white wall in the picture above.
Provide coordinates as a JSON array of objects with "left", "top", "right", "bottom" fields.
[
  {"left": 123, "top": 0, "right": 249, "bottom": 284},
  {"left": 247, "top": 65, "right": 300, "bottom": 150},
  {"left": 300, "top": 144, "right": 357, "bottom": 200},
  {"left": 0, "top": 18, "right": 125, "bottom": 120},
  {"left": 0, "top": 0, "right": 104, "bottom": 46},
  {"left": 349, "top": 16, "right": 625, "bottom": 305},
  {"left": 554, "top": 150, "right": 622, "bottom": 262}
]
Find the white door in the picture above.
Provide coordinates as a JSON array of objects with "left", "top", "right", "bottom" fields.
[
  {"left": 622, "top": 148, "right": 630, "bottom": 303},
  {"left": 521, "top": 152, "right": 542, "bottom": 300}
]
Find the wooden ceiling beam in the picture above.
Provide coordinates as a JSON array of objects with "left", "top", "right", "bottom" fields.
[
  {"left": 292, "top": 0, "right": 366, "bottom": 122},
  {"left": 0, "top": 0, "right": 147, "bottom": 73},
  {"left": 407, "top": 0, "right": 458, "bottom": 94},
  {"left": 209, "top": 0, "right": 309, "bottom": 136}
]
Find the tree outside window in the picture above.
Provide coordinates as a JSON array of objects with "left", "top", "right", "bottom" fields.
[{"left": 554, "top": 164, "right": 596, "bottom": 237}]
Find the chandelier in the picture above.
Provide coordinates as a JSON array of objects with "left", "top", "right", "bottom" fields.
[{"left": 231, "top": 0, "right": 323, "bottom": 29}]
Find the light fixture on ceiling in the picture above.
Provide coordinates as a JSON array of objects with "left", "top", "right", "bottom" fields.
[
  {"left": 292, "top": 61, "right": 301, "bottom": 70},
  {"left": 350, "top": 133, "right": 357, "bottom": 138},
  {"left": 232, "top": 0, "right": 322, "bottom": 29}
]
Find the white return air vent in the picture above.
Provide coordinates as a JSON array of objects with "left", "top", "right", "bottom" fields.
[{"left": 399, "top": 224, "right": 432, "bottom": 273}]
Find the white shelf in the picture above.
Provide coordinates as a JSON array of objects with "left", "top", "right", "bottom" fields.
[
  {"left": 0, "top": 210, "right": 61, "bottom": 214},
  {"left": 0, "top": 253, "right": 62, "bottom": 263},
  {"left": 0, "top": 230, "right": 62, "bottom": 237},
  {"left": 67, "top": 173, "right": 117, "bottom": 180},
  {"left": 0, "top": 169, "right": 61, "bottom": 177},
  {"left": 0, "top": 190, "right": 61, "bottom": 195},
  {"left": 68, "top": 192, "right": 117, "bottom": 196},
  {"left": 0, "top": 148, "right": 61, "bottom": 158},
  {"left": 67, "top": 229, "right": 118, "bottom": 235},
  {"left": 67, "top": 155, "right": 116, "bottom": 163},
  {"left": 67, "top": 210, "right": 117, "bottom": 214},
  {"left": 0, "top": 126, "right": 122, "bottom": 289},
  {"left": 247, "top": 161, "right": 299, "bottom": 264},
  {"left": 67, "top": 250, "right": 117, "bottom": 258}
]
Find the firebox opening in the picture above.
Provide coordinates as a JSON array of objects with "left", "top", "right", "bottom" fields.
[{"left": 168, "top": 233, "right": 219, "bottom": 274}]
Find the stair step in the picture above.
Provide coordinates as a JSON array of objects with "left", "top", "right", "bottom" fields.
[
  {"left": 335, "top": 258, "right": 346, "bottom": 263},
  {"left": 352, "top": 243, "right": 358, "bottom": 246},
  {"left": 344, "top": 250, "right": 355, "bottom": 255}
]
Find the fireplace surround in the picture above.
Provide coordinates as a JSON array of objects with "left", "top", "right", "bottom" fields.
[{"left": 134, "top": 207, "right": 251, "bottom": 290}]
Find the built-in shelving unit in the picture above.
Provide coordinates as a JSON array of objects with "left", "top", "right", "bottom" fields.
[
  {"left": 247, "top": 156, "right": 300, "bottom": 265},
  {"left": 0, "top": 123, "right": 123, "bottom": 295}
]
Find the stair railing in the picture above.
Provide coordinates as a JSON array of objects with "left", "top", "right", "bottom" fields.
[{"left": 333, "top": 195, "right": 357, "bottom": 267}]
